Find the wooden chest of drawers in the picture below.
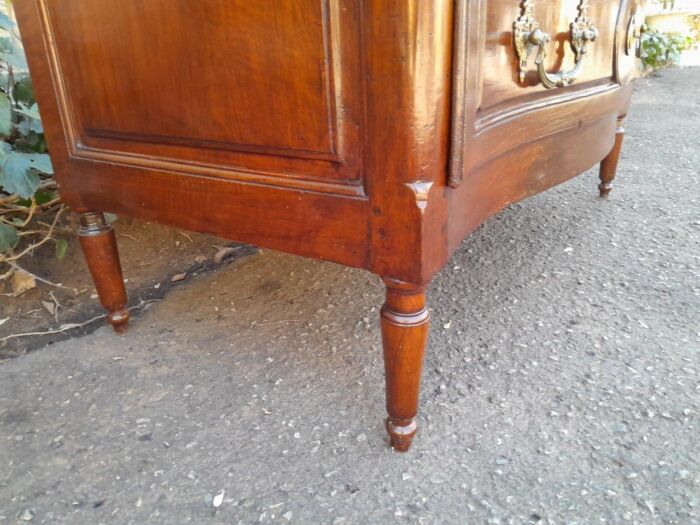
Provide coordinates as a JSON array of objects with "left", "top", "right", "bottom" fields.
[{"left": 15, "top": 0, "right": 647, "bottom": 450}]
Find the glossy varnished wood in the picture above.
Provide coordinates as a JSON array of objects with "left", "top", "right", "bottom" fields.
[
  {"left": 77, "top": 212, "right": 129, "bottom": 331},
  {"left": 381, "top": 280, "right": 430, "bottom": 451},
  {"left": 450, "top": 0, "right": 637, "bottom": 186},
  {"left": 599, "top": 117, "right": 626, "bottom": 197},
  {"left": 480, "top": 0, "right": 619, "bottom": 110},
  {"left": 39, "top": 0, "right": 365, "bottom": 186},
  {"left": 14, "top": 0, "right": 645, "bottom": 450}
]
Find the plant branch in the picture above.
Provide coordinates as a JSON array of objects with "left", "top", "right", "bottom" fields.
[
  {"left": 0, "top": 300, "right": 158, "bottom": 343},
  {"left": 0, "top": 204, "right": 65, "bottom": 263}
]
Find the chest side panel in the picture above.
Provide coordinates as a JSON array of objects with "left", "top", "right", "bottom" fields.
[{"left": 37, "top": 0, "right": 364, "bottom": 193}]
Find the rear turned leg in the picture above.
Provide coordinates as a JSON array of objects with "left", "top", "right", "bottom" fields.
[
  {"left": 77, "top": 211, "right": 129, "bottom": 331},
  {"left": 599, "top": 116, "right": 626, "bottom": 197}
]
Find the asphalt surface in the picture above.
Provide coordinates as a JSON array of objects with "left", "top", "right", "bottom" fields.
[{"left": 1, "top": 68, "right": 699, "bottom": 524}]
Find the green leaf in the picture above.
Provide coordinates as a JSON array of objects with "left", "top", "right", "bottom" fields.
[
  {"left": 0, "top": 152, "right": 41, "bottom": 197},
  {"left": 0, "top": 49, "right": 28, "bottom": 70},
  {"left": 0, "top": 92, "right": 12, "bottom": 136},
  {"left": 14, "top": 131, "right": 48, "bottom": 154},
  {"left": 0, "top": 222, "right": 18, "bottom": 253},
  {"left": 0, "top": 11, "right": 13, "bottom": 33},
  {"left": 15, "top": 102, "right": 41, "bottom": 120},
  {"left": 14, "top": 189, "right": 53, "bottom": 207},
  {"left": 14, "top": 197, "right": 30, "bottom": 207},
  {"left": 28, "top": 152, "right": 52, "bottom": 174},
  {"left": 0, "top": 36, "right": 12, "bottom": 53},
  {"left": 55, "top": 238, "right": 68, "bottom": 260},
  {"left": 641, "top": 29, "right": 693, "bottom": 70},
  {"left": 30, "top": 119, "right": 43, "bottom": 133},
  {"left": 34, "top": 189, "right": 54, "bottom": 205},
  {"left": 14, "top": 103, "right": 44, "bottom": 134},
  {"left": 26, "top": 132, "right": 47, "bottom": 153},
  {"left": 15, "top": 117, "right": 29, "bottom": 136},
  {"left": 13, "top": 77, "right": 35, "bottom": 105}
]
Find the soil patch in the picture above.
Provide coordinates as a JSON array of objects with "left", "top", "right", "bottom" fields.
[{"left": 0, "top": 216, "right": 255, "bottom": 359}]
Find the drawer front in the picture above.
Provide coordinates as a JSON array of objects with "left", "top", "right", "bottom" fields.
[
  {"left": 450, "top": 0, "right": 642, "bottom": 186},
  {"left": 27, "top": 0, "right": 365, "bottom": 195},
  {"left": 482, "top": 0, "right": 619, "bottom": 113}
]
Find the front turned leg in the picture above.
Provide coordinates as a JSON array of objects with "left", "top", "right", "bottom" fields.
[
  {"left": 599, "top": 117, "right": 626, "bottom": 197},
  {"left": 78, "top": 211, "right": 129, "bottom": 332},
  {"left": 381, "top": 278, "right": 430, "bottom": 452}
]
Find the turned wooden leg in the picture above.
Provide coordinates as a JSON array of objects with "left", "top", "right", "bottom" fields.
[
  {"left": 380, "top": 278, "right": 429, "bottom": 452},
  {"left": 78, "top": 211, "right": 129, "bottom": 332},
  {"left": 599, "top": 117, "right": 626, "bottom": 197}
]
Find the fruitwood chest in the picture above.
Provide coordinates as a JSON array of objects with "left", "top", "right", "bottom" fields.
[{"left": 15, "top": 0, "right": 647, "bottom": 450}]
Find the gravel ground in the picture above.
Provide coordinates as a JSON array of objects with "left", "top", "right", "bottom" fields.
[{"left": 1, "top": 68, "right": 698, "bottom": 524}]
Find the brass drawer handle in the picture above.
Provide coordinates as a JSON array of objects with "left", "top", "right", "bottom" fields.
[{"left": 514, "top": 0, "right": 599, "bottom": 89}]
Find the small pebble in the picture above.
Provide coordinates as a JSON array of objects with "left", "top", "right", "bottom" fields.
[{"left": 213, "top": 490, "right": 225, "bottom": 508}]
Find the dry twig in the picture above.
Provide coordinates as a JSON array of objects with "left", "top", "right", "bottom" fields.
[
  {"left": 0, "top": 185, "right": 69, "bottom": 290},
  {"left": 0, "top": 299, "right": 158, "bottom": 343}
]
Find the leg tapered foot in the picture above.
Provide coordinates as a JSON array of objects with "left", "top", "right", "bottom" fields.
[
  {"left": 78, "top": 212, "right": 129, "bottom": 332},
  {"left": 380, "top": 279, "right": 429, "bottom": 452},
  {"left": 599, "top": 117, "right": 626, "bottom": 197}
]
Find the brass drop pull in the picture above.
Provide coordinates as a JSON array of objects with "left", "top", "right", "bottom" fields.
[{"left": 514, "top": 0, "right": 599, "bottom": 89}]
